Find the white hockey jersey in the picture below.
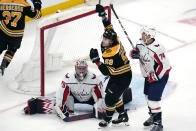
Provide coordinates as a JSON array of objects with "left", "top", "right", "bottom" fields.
[
  {"left": 56, "top": 71, "right": 103, "bottom": 109},
  {"left": 136, "top": 39, "right": 171, "bottom": 79}
]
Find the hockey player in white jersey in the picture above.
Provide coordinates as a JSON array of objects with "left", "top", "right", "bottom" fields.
[
  {"left": 24, "top": 59, "right": 105, "bottom": 119},
  {"left": 130, "top": 26, "right": 171, "bottom": 131},
  {"left": 55, "top": 59, "right": 105, "bottom": 119}
]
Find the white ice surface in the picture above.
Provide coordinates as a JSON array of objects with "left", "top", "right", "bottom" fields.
[{"left": 1, "top": 0, "right": 196, "bottom": 131}]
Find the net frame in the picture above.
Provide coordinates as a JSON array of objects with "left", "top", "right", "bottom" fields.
[{"left": 40, "top": 6, "right": 111, "bottom": 96}]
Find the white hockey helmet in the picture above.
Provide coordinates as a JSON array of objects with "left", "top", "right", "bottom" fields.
[
  {"left": 140, "top": 26, "right": 148, "bottom": 34},
  {"left": 145, "top": 26, "right": 156, "bottom": 38},
  {"left": 75, "top": 59, "right": 88, "bottom": 81}
]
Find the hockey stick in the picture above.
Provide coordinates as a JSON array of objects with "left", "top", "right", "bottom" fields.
[
  {"left": 55, "top": 106, "right": 95, "bottom": 122},
  {"left": 98, "top": 0, "right": 101, "bottom": 4},
  {"left": 109, "top": 4, "right": 149, "bottom": 73},
  {"left": 110, "top": 4, "right": 135, "bottom": 49},
  {"left": 64, "top": 112, "right": 95, "bottom": 122}
]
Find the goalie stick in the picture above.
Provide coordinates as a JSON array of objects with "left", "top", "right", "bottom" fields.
[
  {"left": 55, "top": 106, "right": 95, "bottom": 122},
  {"left": 64, "top": 112, "right": 95, "bottom": 122}
]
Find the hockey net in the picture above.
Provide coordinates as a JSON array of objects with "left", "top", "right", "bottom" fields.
[{"left": 8, "top": 5, "right": 111, "bottom": 96}]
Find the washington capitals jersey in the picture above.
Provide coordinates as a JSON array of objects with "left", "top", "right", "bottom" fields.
[
  {"left": 0, "top": 0, "right": 41, "bottom": 37},
  {"left": 136, "top": 39, "right": 171, "bottom": 79}
]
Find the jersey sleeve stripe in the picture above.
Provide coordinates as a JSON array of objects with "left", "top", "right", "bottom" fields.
[
  {"left": 154, "top": 53, "right": 163, "bottom": 75},
  {"left": 107, "top": 64, "right": 131, "bottom": 75},
  {"left": 94, "top": 85, "right": 102, "bottom": 99},
  {"left": 61, "top": 86, "right": 70, "bottom": 107}
]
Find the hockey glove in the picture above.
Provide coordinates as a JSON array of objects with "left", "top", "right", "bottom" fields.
[
  {"left": 147, "top": 72, "right": 158, "bottom": 83},
  {"left": 96, "top": 4, "right": 106, "bottom": 17},
  {"left": 33, "top": 0, "right": 42, "bottom": 10},
  {"left": 90, "top": 48, "right": 100, "bottom": 63},
  {"left": 130, "top": 49, "right": 140, "bottom": 59},
  {"left": 24, "top": 98, "right": 37, "bottom": 115}
]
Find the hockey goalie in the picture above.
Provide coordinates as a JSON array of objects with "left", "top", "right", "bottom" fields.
[{"left": 23, "top": 59, "right": 132, "bottom": 120}]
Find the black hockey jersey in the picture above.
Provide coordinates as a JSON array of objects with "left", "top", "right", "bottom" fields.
[
  {"left": 98, "top": 19, "right": 131, "bottom": 78},
  {"left": 0, "top": 0, "right": 41, "bottom": 37}
]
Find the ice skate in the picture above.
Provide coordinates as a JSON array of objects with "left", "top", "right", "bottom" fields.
[
  {"left": 143, "top": 112, "right": 154, "bottom": 127},
  {"left": 150, "top": 112, "right": 163, "bottom": 131},
  {"left": 99, "top": 119, "right": 111, "bottom": 128},
  {"left": 150, "top": 121, "right": 163, "bottom": 131},
  {"left": 112, "top": 111, "right": 129, "bottom": 126},
  {"left": 98, "top": 115, "right": 112, "bottom": 128}
]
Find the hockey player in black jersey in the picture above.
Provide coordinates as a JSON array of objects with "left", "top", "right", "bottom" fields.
[
  {"left": 90, "top": 4, "right": 132, "bottom": 127},
  {"left": 0, "top": 0, "right": 42, "bottom": 76}
]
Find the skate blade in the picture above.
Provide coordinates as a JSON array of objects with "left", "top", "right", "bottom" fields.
[
  {"left": 98, "top": 125, "right": 110, "bottom": 130},
  {"left": 143, "top": 125, "right": 153, "bottom": 129},
  {"left": 98, "top": 123, "right": 111, "bottom": 130},
  {"left": 112, "top": 122, "right": 130, "bottom": 127}
]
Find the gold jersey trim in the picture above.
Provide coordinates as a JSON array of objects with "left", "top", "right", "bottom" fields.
[
  {"left": 107, "top": 64, "right": 131, "bottom": 75},
  {"left": 105, "top": 106, "right": 115, "bottom": 111},
  {"left": 115, "top": 101, "right": 123, "bottom": 108},
  {"left": 104, "top": 24, "right": 113, "bottom": 30},
  {"left": 0, "top": 20, "right": 24, "bottom": 37}
]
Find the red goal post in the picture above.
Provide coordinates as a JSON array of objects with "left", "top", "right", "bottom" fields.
[{"left": 40, "top": 6, "right": 111, "bottom": 96}]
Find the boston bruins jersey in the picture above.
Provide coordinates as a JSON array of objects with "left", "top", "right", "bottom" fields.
[
  {"left": 99, "top": 41, "right": 131, "bottom": 77},
  {"left": 0, "top": 0, "right": 41, "bottom": 37},
  {"left": 98, "top": 20, "right": 131, "bottom": 78}
]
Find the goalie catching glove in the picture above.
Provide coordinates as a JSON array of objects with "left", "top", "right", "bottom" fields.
[{"left": 96, "top": 4, "right": 106, "bottom": 17}]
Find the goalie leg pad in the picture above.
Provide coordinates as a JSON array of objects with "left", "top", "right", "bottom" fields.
[
  {"left": 24, "top": 97, "right": 54, "bottom": 114},
  {"left": 24, "top": 98, "right": 37, "bottom": 115},
  {"left": 65, "top": 95, "right": 74, "bottom": 112}
]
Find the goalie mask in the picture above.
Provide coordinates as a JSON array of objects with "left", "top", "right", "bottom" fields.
[{"left": 75, "top": 60, "right": 88, "bottom": 81}]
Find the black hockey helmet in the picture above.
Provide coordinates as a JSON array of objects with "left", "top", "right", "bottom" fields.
[{"left": 103, "top": 28, "right": 117, "bottom": 45}]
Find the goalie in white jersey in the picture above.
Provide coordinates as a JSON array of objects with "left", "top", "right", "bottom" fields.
[
  {"left": 130, "top": 26, "right": 171, "bottom": 131},
  {"left": 55, "top": 59, "right": 105, "bottom": 118},
  {"left": 23, "top": 59, "right": 105, "bottom": 119}
]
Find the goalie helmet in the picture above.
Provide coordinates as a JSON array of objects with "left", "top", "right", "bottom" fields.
[
  {"left": 75, "top": 59, "right": 88, "bottom": 81},
  {"left": 102, "top": 28, "right": 117, "bottom": 46}
]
